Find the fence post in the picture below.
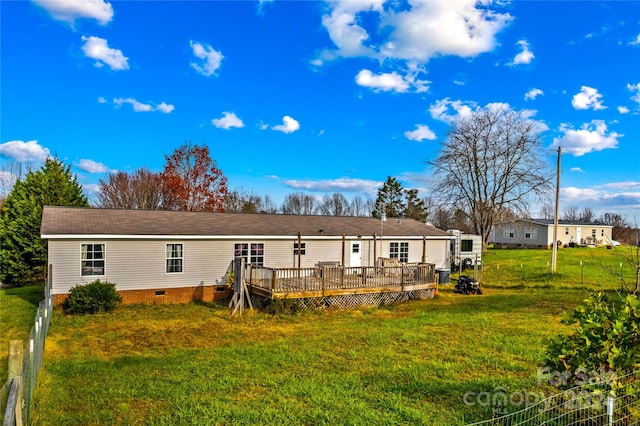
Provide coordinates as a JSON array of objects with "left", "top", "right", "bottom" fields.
[
  {"left": 6, "top": 340, "right": 24, "bottom": 426},
  {"left": 607, "top": 394, "right": 614, "bottom": 426}
]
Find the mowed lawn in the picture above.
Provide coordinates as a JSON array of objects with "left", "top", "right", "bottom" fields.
[
  {"left": 0, "top": 246, "right": 631, "bottom": 425},
  {"left": 29, "top": 288, "right": 588, "bottom": 425},
  {"left": 0, "top": 285, "right": 44, "bottom": 380}
]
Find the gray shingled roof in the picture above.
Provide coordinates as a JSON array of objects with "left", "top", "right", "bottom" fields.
[{"left": 41, "top": 206, "right": 451, "bottom": 238}]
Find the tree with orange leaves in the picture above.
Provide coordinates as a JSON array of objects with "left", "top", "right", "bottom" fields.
[{"left": 161, "top": 143, "right": 228, "bottom": 212}]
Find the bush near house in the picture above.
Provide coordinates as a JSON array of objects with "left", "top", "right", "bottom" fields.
[{"left": 62, "top": 280, "right": 122, "bottom": 315}]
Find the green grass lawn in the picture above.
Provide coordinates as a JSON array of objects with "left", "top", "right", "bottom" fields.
[
  {"left": 30, "top": 288, "right": 589, "bottom": 425},
  {"left": 459, "top": 246, "right": 638, "bottom": 291},
  {"left": 3, "top": 246, "right": 637, "bottom": 425},
  {"left": 0, "top": 285, "right": 44, "bottom": 380}
]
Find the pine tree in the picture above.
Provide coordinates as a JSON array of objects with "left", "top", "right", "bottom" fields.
[
  {"left": 403, "top": 188, "right": 428, "bottom": 222},
  {"left": 0, "top": 158, "right": 88, "bottom": 287},
  {"left": 373, "top": 176, "right": 405, "bottom": 219}
]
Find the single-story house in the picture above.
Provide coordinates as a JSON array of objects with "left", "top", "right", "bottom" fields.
[
  {"left": 41, "top": 206, "right": 453, "bottom": 305},
  {"left": 492, "top": 218, "right": 614, "bottom": 248}
]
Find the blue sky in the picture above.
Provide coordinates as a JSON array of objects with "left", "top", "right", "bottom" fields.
[{"left": 1, "top": 0, "right": 639, "bottom": 220}]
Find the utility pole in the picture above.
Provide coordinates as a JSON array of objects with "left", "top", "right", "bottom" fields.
[{"left": 551, "top": 146, "right": 561, "bottom": 274}]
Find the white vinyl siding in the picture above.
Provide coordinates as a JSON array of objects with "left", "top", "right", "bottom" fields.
[{"left": 48, "top": 237, "right": 451, "bottom": 295}]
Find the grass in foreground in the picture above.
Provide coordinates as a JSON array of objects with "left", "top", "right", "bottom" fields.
[
  {"left": 32, "top": 288, "right": 590, "bottom": 425},
  {"left": 0, "top": 285, "right": 44, "bottom": 379}
]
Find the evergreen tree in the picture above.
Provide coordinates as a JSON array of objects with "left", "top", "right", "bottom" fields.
[
  {"left": 0, "top": 158, "right": 88, "bottom": 287},
  {"left": 403, "top": 188, "right": 428, "bottom": 222},
  {"left": 373, "top": 176, "right": 405, "bottom": 219}
]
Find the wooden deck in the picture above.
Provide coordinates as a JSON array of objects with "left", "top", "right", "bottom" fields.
[{"left": 245, "top": 263, "right": 437, "bottom": 300}]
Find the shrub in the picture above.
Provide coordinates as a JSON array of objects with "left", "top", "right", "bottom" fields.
[
  {"left": 543, "top": 291, "right": 640, "bottom": 387},
  {"left": 63, "top": 280, "right": 122, "bottom": 314}
]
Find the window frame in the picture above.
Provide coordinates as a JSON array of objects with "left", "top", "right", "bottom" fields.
[
  {"left": 389, "top": 242, "right": 409, "bottom": 263},
  {"left": 165, "top": 243, "right": 184, "bottom": 274},
  {"left": 235, "top": 242, "right": 264, "bottom": 266},
  {"left": 294, "top": 242, "right": 306, "bottom": 256},
  {"left": 524, "top": 227, "right": 537, "bottom": 239},
  {"left": 81, "top": 243, "right": 106, "bottom": 277},
  {"left": 503, "top": 226, "right": 515, "bottom": 239}
]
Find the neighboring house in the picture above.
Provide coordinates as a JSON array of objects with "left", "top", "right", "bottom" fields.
[
  {"left": 492, "top": 219, "right": 614, "bottom": 248},
  {"left": 41, "top": 206, "right": 452, "bottom": 305}
]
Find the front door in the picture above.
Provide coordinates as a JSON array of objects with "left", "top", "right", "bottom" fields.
[
  {"left": 350, "top": 242, "right": 362, "bottom": 267},
  {"left": 576, "top": 227, "right": 582, "bottom": 244}
]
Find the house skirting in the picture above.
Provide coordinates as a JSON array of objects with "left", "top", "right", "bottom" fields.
[
  {"left": 251, "top": 288, "right": 437, "bottom": 312},
  {"left": 53, "top": 285, "right": 232, "bottom": 306}
]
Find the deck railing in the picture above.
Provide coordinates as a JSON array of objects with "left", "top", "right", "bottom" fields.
[{"left": 247, "top": 263, "right": 436, "bottom": 295}]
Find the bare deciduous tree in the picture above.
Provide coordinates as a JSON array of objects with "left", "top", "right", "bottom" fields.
[
  {"left": 427, "top": 107, "right": 552, "bottom": 250},
  {"left": 350, "top": 195, "right": 374, "bottom": 217},
  {"left": 317, "top": 193, "right": 352, "bottom": 216},
  {"left": 281, "top": 192, "right": 317, "bottom": 215},
  {"left": 97, "top": 168, "right": 164, "bottom": 209}
]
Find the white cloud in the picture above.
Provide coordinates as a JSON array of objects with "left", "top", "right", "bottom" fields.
[
  {"left": 315, "top": 0, "right": 511, "bottom": 65},
  {"left": 508, "top": 40, "right": 535, "bottom": 66},
  {"left": 561, "top": 184, "right": 640, "bottom": 217},
  {"left": 113, "top": 97, "right": 152, "bottom": 112},
  {"left": 212, "top": 112, "right": 244, "bottom": 129},
  {"left": 32, "top": 0, "right": 113, "bottom": 25},
  {"left": 97, "top": 96, "right": 107, "bottom": 103},
  {"left": 627, "top": 83, "right": 640, "bottom": 105},
  {"left": 113, "top": 98, "right": 174, "bottom": 113},
  {"left": 355, "top": 68, "right": 429, "bottom": 93},
  {"left": 283, "top": 177, "right": 381, "bottom": 195},
  {"left": 524, "top": 88, "right": 544, "bottom": 101},
  {"left": 629, "top": 34, "right": 640, "bottom": 46},
  {"left": 618, "top": 106, "right": 630, "bottom": 114},
  {"left": 190, "top": 40, "right": 223, "bottom": 77},
  {"left": 355, "top": 69, "right": 409, "bottom": 93},
  {"left": 429, "top": 99, "right": 548, "bottom": 133},
  {"left": 81, "top": 36, "right": 129, "bottom": 71},
  {"left": 272, "top": 116, "right": 300, "bottom": 134},
  {"left": 0, "top": 140, "right": 50, "bottom": 162},
  {"left": 77, "top": 159, "right": 112, "bottom": 173},
  {"left": 156, "top": 102, "right": 175, "bottom": 114},
  {"left": 571, "top": 86, "right": 606, "bottom": 110},
  {"left": 570, "top": 167, "right": 585, "bottom": 173},
  {"left": 404, "top": 124, "right": 436, "bottom": 141},
  {"left": 553, "top": 120, "right": 621, "bottom": 156},
  {"left": 428, "top": 98, "right": 475, "bottom": 124}
]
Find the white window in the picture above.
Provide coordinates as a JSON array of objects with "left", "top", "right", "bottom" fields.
[
  {"left": 235, "top": 243, "right": 264, "bottom": 266},
  {"left": 524, "top": 227, "right": 537, "bottom": 239},
  {"left": 592, "top": 229, "right": 597, "bottom": 239},
  {"left": 390, "top": 242, "right": 409, "bottom": 263},
  {"left": 166, "top": 243, "right": 183, "bottom": 273},
  {"left": 503, "top": 227, "right": 515, "bottom": 238},
  {"left": 81, "top": 244, "right": 105, "bottom": 276}
]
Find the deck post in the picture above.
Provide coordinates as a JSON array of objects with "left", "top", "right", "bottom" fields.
[
  {"left": 401, "top": 264, "right": 405, "bottom": 290},
  {"left": 272, "top": 269, "right": 277, "bottom": 292},
  {"left": 422, "top": 235, "right": 427, "bottom": 264}
]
